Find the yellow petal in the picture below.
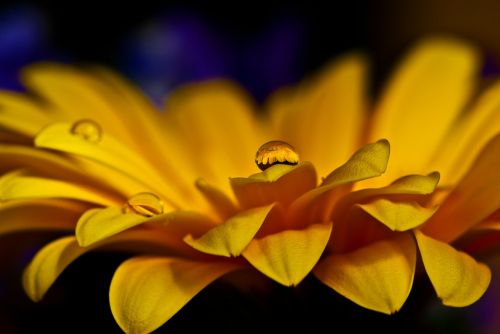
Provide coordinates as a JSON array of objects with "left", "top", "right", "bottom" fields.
[
  {"left": 23, "top": 236, "right": 88, "bottom": 302},
  {"left": 414, "top": 230, "right": 491, "bottom": 307},
  {"left": 322, "top": 139, "right": 390, "bottom": 186},
  {"left": 231, "top": 162, "right": 317, "bottom": 209},
  {"left": 345, "top": 172, "right": 440, "bottom": 210},
  {"left": 422, "top": 134, "right": 500, "bottom": 242},
  {"left": 0, "top": 199, "right": 87, "bottom": 235},
  {"left": 268, "top": 54, "right": 367, "bottom": 178},
  {"left": 184, "top": 204, "right": 274, "bottom": 257},
  {"left": 0, "top": 91, "right": 49, "bottom": 136},
  {"left": 288, "top": 140, "right": 390, "bottom": 224},
  {"left": 76, "top": 207, "right": 215, "bottom": 247},
  {"left": 195, "top": 178, "right": 237, "bottom": 220},
  {"left": 369, "top": 38, "right": 478, "bottom": 182},
  {"left": 357, "top": 199, "right": 437, "bottom": 231},
  {"left": 34, "top": 122, "right": 181, "bottom": 209},
  {"left": 164, "top": 80, "right": 263, "bottom": 191},
  {"left": 0, "top": 144, "right": 150, "bottom": 198},
  {"left": 314, "top": 233, "right": 416, "bottom": 314},
  {"left": 242, "top": 222, "right": 332, "bottom": 286},
  {"left": 23, "top": 229, "right": 202, "bottom": 302},
  {"left": 92, "top": 67, "right": 203, "bottom": 200},
  {"left": 427, "top": 81, "right": 500, "bottom": 185},
  {"left": 0, "top": 170, "right": 118, "bottom": 205},
  {"left": 110, "top": 256, "right": 240, "bottom": 334}
]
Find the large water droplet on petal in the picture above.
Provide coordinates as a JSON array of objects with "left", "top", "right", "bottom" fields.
[
  {"left": 70, "top": 119, "right": 102, "bottom": 143},
  {"left": 123, "top": 192, "right": 164, "bottom": 217},
  {"left": 255, "top": 140, "right": 299, "bottom": 171}
]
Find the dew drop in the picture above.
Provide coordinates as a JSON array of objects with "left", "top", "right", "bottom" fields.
[
  {"left": 123, "top": 192, "right": 164, "bottom": 217},
  {"left": 70, "top": 119, "right": 102, "bottom": 143},
  {"left": 255, "top": 140, "right": 299, "bottom": 171}
]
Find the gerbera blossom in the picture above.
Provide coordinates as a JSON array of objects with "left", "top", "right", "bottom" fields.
[{"left": 0, "top": 37, "right": 499, "bottom": 333}]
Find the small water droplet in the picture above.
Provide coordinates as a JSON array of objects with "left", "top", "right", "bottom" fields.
[
  {"left": 70, "top": 119, "right": 102, "bottom": 143},
  {"left": 123, "top": 192, "right": 164, "bottom": 217}
]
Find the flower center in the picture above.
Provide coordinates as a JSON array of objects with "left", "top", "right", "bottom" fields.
[
  {"left": 70, "top": 119, "right": 102, "bottom": 143},
  {"left": 255, "top": 140, "right": 299, "bottom": 171},
  {"left": 123, "top": 192, "right": 164, "bottom": 217}
]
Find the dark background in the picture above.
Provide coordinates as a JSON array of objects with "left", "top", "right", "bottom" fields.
[{"left": 1, "top": 1, "right": 500, "bottom": 333}]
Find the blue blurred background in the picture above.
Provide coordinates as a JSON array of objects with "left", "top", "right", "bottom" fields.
[{"left": 1, "top": 1, "right": 500, "bottom": 333}]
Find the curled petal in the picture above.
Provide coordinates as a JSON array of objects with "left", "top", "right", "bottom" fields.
[
  {"left": 243, "top": 222, "right": 332, "bottom": 286},
  {"left": 184, "top": 204, "right": 274, "bottom": 257},
  {"left": 357, "top": 199, "right": 437, "bottom": 231},
  {"left": 415, "top": 231, "right": 491, "bottom": 307},
  {"left": 23, "top": 230, "right": 197, "bottom": 302},
  {"left": 288, "top": 140, "right": 390, "bottom": 224},
  {"left": 322, "top": 139, "right": 390, "bottom": 186},
  {"left": 314, "top": 233, "right": 416, "bottom": 314},
  {"left": 23, "top": 236, "right": 89, "bottom": 302},
  {"left": 231, "top": 162, "right": 317, "bottom": 209},
  {"left": 110, "top": 256, "right": 240, "bottom": 334}
]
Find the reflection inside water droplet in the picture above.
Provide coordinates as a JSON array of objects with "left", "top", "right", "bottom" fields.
[
  {"left": 123, "top": 192, "right": 164, "bottom": 217},
  {"left": 70, "top": 119, "right": 102, "bottom": 143},
  {"left": 255, "top": 140, "right": 299, "bottom": 171}
]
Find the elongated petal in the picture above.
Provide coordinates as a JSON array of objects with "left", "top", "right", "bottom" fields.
[
  {"left": 34, "top": 122, "right": 181, "bottom": 208},
  {"left": 23, "top": 236, "right": 88, "bottom": 302},
  {"left": 110, "top": 256, "right": 240, "bottom": 334},
  {"left": 243, "top": 223, "right": 332, "bottom": 286},
  {"left": 76, "top": 207, "right": 215, "bottom": 247},
  {"left": 415, "top": 231, "right": 491, "bottom": 306},
  {"left": 0, "top": 91, "right": 49, "bottom": 136},
  {"left": 288, "top": 140, "right": 390, "bottom": 224},
  {"left": 231, "top": 162, "right": 317, "bottom": 209},
  {"left": 314, "top": 233, "right": 416, "bottom": 314},
  {"left": 0, "top": 144, "right": 151, "bottom": 198},
  {"left": 357, "top": 199, "right": 436, "bottom": 231},
  {"left": 0, "top": 170, "right": 118, "bottom": 205},
  {"left": 184, "top": 204, "right": 274, "bottom": 257},
  {"left": 428, "top": 81, "right": 500, "bottom": 185},
  {"left": 268, "top": 54, "right": 367, "bottom": 178},
  {"left": 0, "top": 199, "right": 87, "bottom": 235},
  {"left": 422, "top": 134, "right": 500, "bottom": 242},
  {"left": 369, "top": 38, "right": 478, "bottom": 182},
  {"left": 165, "top": 80, "right": 263, "bottom": 191}
]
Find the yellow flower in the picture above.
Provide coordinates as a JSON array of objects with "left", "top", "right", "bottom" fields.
[{"left": 1, "top": 37, "right": 499, "bottom": 333}]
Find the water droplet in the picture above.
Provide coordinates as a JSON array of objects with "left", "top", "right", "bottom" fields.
[
  {"left": 123, "top": 192, "right": 164, "bottom": 217},
  {"left": 70, "top": 119, "right": 102, "bottom": 143},
  {"left": 255, "top": 140, "right": 299, "bottom": 171}
]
